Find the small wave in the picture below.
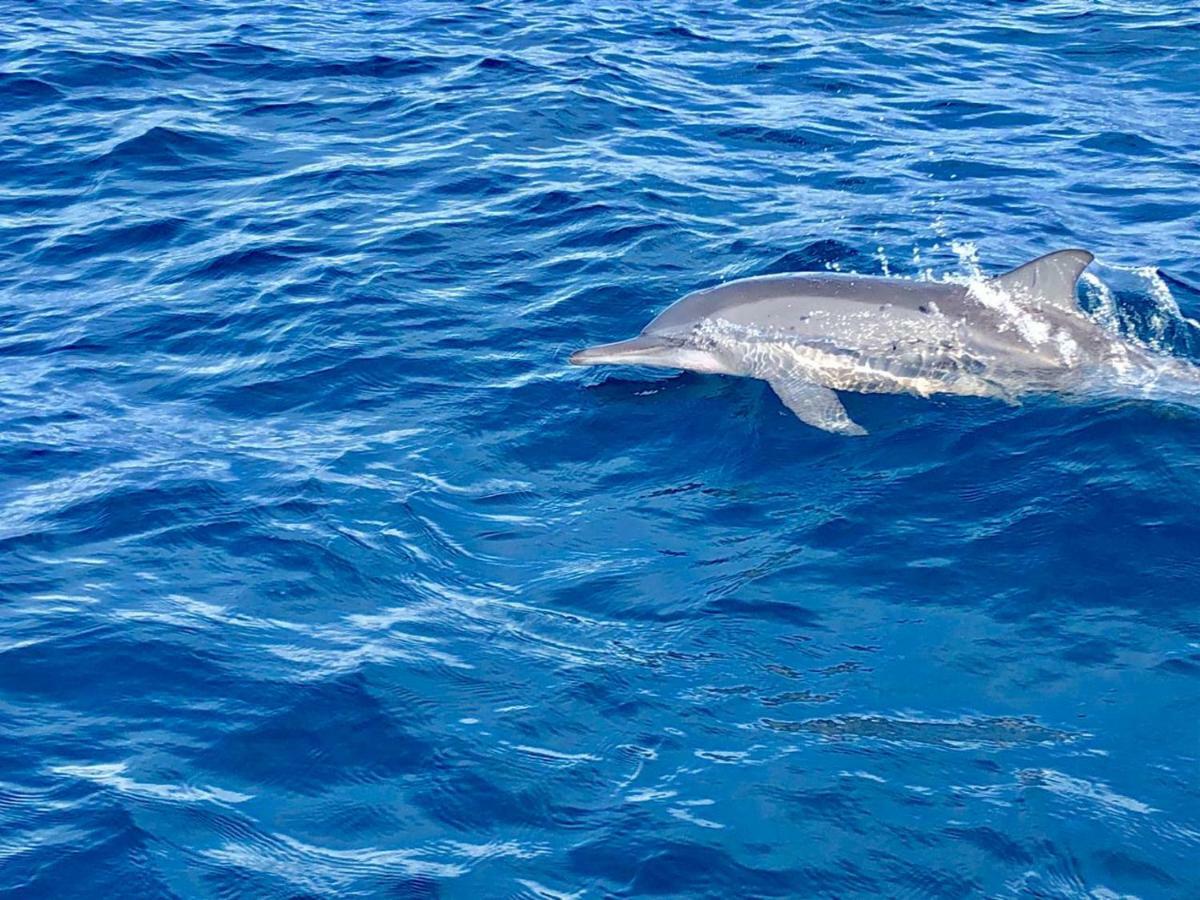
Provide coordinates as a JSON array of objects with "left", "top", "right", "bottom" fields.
[
  {"left": 0, "top": 74, "right": 65, "bottom": 110},
  {"left": 1079, "top": 130, "right": 1167, "bottom": 157},
  {"left": 90, "top": 125, "right": 250, "bottom": 174},
  {"left": 760, "top": 713, "right": 1078, "bottom": 748},
  {"left": 1082, "top": 259, "right": 1200, "bottom": 355}
]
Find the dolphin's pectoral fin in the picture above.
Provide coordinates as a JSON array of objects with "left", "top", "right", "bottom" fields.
[
  {"left": 767, "top": 376, "right": 867, "bottom": 435},
  {"left": 997, "top": 387, "right": 1022, "bottom": 408}
]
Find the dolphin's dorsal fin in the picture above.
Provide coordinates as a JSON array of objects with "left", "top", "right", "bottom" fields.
[{"left": 989, "top": 249, "right": 1094, "bottom": 311}]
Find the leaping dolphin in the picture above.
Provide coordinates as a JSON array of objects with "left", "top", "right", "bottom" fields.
[{"left": 570, "top": 249, "right": 1200, "bottom": 435}]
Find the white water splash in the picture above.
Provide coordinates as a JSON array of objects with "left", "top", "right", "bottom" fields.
[
  {"left": 1142, "top": 263, "right": 1200, "bottom": 329},
  {"left": 965, "top": 276, "right": 1054, "bottom": 348},
  {"left": 1083, "top": 258, "right": 1199, "bottom": 353},
  {"left": 949, "top": 239, "right": 983, "bottom": 278},
  {"left": 1080, "top": 271, "right": 1122, "bottom": 333}
]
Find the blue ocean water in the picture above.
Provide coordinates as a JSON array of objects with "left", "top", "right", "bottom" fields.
[{"left": 3, "top": 1, "right": 1200, "bottom": 896}]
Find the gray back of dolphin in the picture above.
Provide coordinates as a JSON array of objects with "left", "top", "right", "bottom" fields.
[{"left": 570, "top": 249, "right": 1185, "bottom": 435}]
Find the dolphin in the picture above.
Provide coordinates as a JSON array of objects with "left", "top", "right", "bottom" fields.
[{"left": 570, "top": 249, "right": 1200, "bottom": 435}]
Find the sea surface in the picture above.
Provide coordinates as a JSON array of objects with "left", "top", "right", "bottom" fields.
[{"left": 2, "top": 1, "right": 1200, "bottom": 897}]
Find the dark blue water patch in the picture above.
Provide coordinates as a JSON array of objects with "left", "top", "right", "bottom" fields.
[
  {"left": 82, "top": 126, "right": 262, "bottom": 187},
  {"left": 0, "top": 74, "right": 65, "bottom": 110},
  {"left": 909, "top": 156, "right": 1055, "bottom": 181},
  {"left": 573, "top": 834, "right": 832, "bottom": 895},
  {"left": 187, "top": 244, "right": 313, "bottom": 280},
  {"left": 1079, "top": 130, "right": 1169, "bottom": 157},
  {"left": 760, "top": 239, "right": 871, "bottom": 274},
  {"left": 36, "top": 48, "right": 186, "bottom": 89},
  {"left": 32, "top": 216, "right": 191, "bottom": 265},
  {"left": 0, "top": 623, "right": 229, "bottom": 714},
  {"left": 713, "top": 124, "right": 856, "bottom": 154},
  {"left": 1113, "top": 200, "right": 1199, "bottom": 224},
  {"left": 195, "top": 674, "right": 434, "bottom": 795},
  {"left": 896, "top": 97, "right": 1056, "bottom": 131},
  {"left": 0, "top": 803, "right": 176, "bottom": 899}
]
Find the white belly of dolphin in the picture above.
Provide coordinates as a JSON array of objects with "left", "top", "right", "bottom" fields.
[
  {"left": 692, "top": 322, "right": 1000, "bottom": 434},
  {"left": 698, "top": 320, "right": 997, "bottom": 400}
]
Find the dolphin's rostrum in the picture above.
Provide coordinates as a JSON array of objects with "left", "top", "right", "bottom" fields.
[{"left": 570, "top": 249, "right": 1200, "bottom": 434}]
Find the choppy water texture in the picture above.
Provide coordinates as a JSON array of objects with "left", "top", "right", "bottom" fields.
[{"left": 3, "top": 1, "right": 1200, "bottom": 897}]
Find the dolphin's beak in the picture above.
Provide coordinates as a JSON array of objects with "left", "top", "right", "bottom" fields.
[{"left": 569, "top": 336, "right": 668, "bottom": 366}]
